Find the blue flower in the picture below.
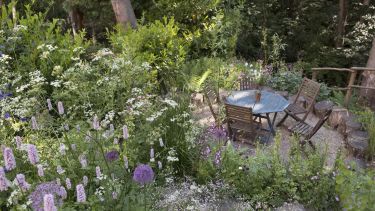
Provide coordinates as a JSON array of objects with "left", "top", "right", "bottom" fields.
[
  {"left": 133, "top": 164, "right": 154, "bottom": 185},
  {"left": 4, "top": 112, "right": 10, "bottom": 119}
]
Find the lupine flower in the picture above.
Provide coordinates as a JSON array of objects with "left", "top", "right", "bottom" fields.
[
  {"left": 105, "top": 150, "right": 119, "bottom": 162},
  {"left": 60, "top": 186, "right": 67, "bottom": 199},
  {"left": 47, "top": 99, "right": 53, "bottom": 111},
  {"left": 214, "top": 150, "right": 222, "bottom": 166},
  {"left": 28, "top": 182, "right": 63, "bottom": 211},
  {"left": 59, "top": 144, "right": 66, "bottom": 155},
  {"left": 16, "top": 174, "right": 30, "bottom": 191},
  {"left": 31, "top": 116, "right": 38, "bottom": 130},
  {"left": 158, "top": 161, "right": 162, "bottom": 170},
  {"left": 57, "top": 166, "right": 65, "bottom": 174},
  {"left": 159, "top": 138, "right": 164, "bottom": 147},
  {"left": 3, "top": 147, "right": 16, "bottom": 171},
  {"left": 96, "top": 166, "right": 102, "bottom": 179},
  {"left": 122, "top": 125, "right": 128, "bottom": 139},
  {"left": 37, "top": 164, "right": 44, "bottom": 177},
  {"left": 76, "top": 184, "right": 86, "bottom": 203},
  {"left": 15, "top": 136, "right": 22, "bottom": 149},
  {"left": 57, "top": 101, "right": 64, "bottom": 115},
  {"left": 202, "top": 146, "right": 211, "bottom": 158},
  {"left": 27, "top": 144, "right": 39, "bottom": 165},
  {"left": 92, "top": 115, "right": 100, "bottom": 130},
  {"left": 43, "top": 194, "right": 57, "bottom": 211},
  {"left": 70, "top": 144, "right": 76, "bottom": 151},
  {"left": 83, "top": 176, "right": 88, "bottom": 186},
  {"left": 123, "top": 156, "right": 129, "bottom": 169},
  {"left": 0, "top": 166, "right": 10, "bottom": 191},
  {"left": 133, "top": 164, "right": 154, "bottom": 185},
  {"left": 113, "top": 138, "right": 118, "bottom": 145},
  {"left": 79, "top": 155, "right": 87, "bottom": 168},
  {"left": 65, "top": 178, "right": 71, "bottom": 190},
  {"left": 112, "top": 191, "right": 118, "bottom": 199}
]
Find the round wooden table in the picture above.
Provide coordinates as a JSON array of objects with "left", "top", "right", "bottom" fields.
[{"left": 225, "top": 90, "right": 290, "bottom": 134}]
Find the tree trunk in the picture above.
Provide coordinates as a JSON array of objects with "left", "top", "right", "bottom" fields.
[
  {"left": 69, "top": 7, "right": 84, "bottom": 36},
  {"left": 336, "top": 0, "right": 348, "bottom": 48},
  {"left": 363, "top": 0, "right": 370, "bottom": 5},
  {"left": 111, "top": 0, "right": 137, "bottom": 29},
  {"left": 360, "top": 37, "right": 375, "bottom": 109}
]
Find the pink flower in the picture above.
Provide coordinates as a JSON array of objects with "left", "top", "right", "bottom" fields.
[
  {"left": 76, "top": 184, "right": 86, "bottom": 203},
  {"left": 122, "top": 125, "right": 129, "bottom": 139},
  {"left": 57, "top": 101, "right": 64, "bottom": 115},
  {"left": 123, "top": 156, "right": 129, "bottom": 169},
  {"left": 0, "top": 166, "right": 10, "bottom": 191},
  {"left": 16, "top": 174, "right": 30, "bottom": 191},
  {"left": 60, "top": 186, "right": 67, "bottom": 199},
  {"left": 31, "top": 116, "right": 38, "bottom": 130},
  {"left": 3, "top": 147, "right": 16, "bottom": 171},
  {"left": 92, "top": 115, "right": 100, "bottom": 130},
  {"left": 83, "top": 176, "right": 88, "bottom": 186},
  {"left": 47, "top": 99, "right": 53, "bottom": 111},
  {"left": 65, "top": 178, "right": 71, "bottom": 190},
  {"left": 15, "top": 136, "right": 22, "bottom": 149},
  {"left": 96, "top": 166, "right": 102, "bottom": 179},
  {"left": 37, "top": 164, "right": 44, "bottom": 177},
  {"left": 27, "top": 144, "right": 39, "bottom": 165},
  {"left": 43, "top": 194, "right": 57, "bottom": 211}
]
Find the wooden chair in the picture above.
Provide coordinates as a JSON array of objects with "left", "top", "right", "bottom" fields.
[
  {"left": 289, "top": 108, "right": 332, "bottom": 150},
  {"left": 203, "top": 83, "right": 221, "bottom": 125},
  {"left": 277, "top": 77, "right": 321, "bottom": 126},
  {"left": 224, "top": 103, "right": 261, "bottom": 143},
  {"left": 239, "top": 77, "right": 258, "bottom": 91}
]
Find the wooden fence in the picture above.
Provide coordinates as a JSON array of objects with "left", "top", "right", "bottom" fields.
[{"left": 311, "top": 67, "right": 375, "bottom": 107}]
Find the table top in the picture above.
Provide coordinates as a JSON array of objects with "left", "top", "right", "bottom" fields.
[{"left": 225, "top": 90, "right": 289, "bottom": 114}]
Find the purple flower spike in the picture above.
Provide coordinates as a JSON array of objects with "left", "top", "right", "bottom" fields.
[
  {"left": 43, "top": 194, "right": 57, "bottom": 211},
  {"left": 105, "top": 150, "right": 119, "bottom": 162},
  {"left": 96, "top": 166, "right": 102, "bottom": 179},
  {"left": 57, "top": 101, "right": 64, "bottom": 115},
  {"left": 83, "top": 176, "right": 88, "bottom": 186},
  {"left": 16, "top": 174, "right": 30, "bottom": 191},
  {"left": 37, "top": 164, "right": 44, "bottom": 177},
  {"left": 15, "top": 136, "right": 22, "bottom": 149},
  {"left": 31, "top": 116, "right": 38, "bottom": 130},
  {"left": 60, "top": 186, "right": 67, "bottom": 199},
  {"left": 27, "top": 144, "right": 39, "bottom": 165},
  {"left": 3, "top": 147, "right": 16, "bottom": 171},
  {"left": 123, "top": 156, "right": 129, "bottom": 169},
  {"left": 133, "top": 164, "right": 154, "bottom": 186},
  {"left": 0, "top": 166, "right": 10, "bottom": 191},
  {"left": 65, "top": 178, "right": 71, "bottom": 190},
  {"left": 28, "top": 181, "right": 62, "bottom": 211},
  {"left": 76, "top": 184, "right": 86, "bottom": 203},
  {"left": 47, "top": 99, "right": 53, "bottom": 111},
  {"left": 214, "top": 150, "right": 222, "bottom": 166},
  {"left": 92, "top": 115, "right": 100, "bottom": 130},
  {"left": 122, "top": 125, "right": 128, "bottom": 139},
  {"left": 208, "top": 124, "right": 227, "bottom": 140}
]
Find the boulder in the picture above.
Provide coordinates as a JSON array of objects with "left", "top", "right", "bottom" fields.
[{"left": 314, "top": 100, "right": 334, "bottom": 118}]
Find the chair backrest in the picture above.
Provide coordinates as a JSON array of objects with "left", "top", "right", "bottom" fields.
[
  {"left": 224, "top": 103, "right": 254, "bottom": 123},
  {"left": 295, "top": 78, "right": 321, "bottom": 120},
  {"left": 306, "top": 108, "right": 333, "bottom": 139},
  {"left": 203, "top": 83, "right": 220, "bottom": 103},
  {"left": 239, "top": 77, "right": 258, "bottom": 91}
]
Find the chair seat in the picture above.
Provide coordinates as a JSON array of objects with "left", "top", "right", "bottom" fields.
[
  {"left": 289, "top": 122, "right": 313, "bottom": 136},
  {"left": 230, "top": 120, "right": 261, "bottom": 132},
  {"left": 285, "top": 103, "right": 307, "bottom": 115}
]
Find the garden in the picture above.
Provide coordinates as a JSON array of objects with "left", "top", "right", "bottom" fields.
[{"left": 1, "top": 1, "right": 375, "bottom": 210}]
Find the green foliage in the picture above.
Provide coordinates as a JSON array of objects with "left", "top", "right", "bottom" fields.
[
  {"left": 357, "top": 109, "right": 375, "bottom": 160},
  {"left": 267, "top": 71, "right": 303, "bottom": 94},
  {"left": 335, "top": 160, "right": 375, "bottom": 210}
]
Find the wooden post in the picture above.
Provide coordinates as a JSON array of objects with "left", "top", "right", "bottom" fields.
[
  {"left": 312, "top": 70, "right": 317, "bottom": 81},
  {"left": 344, "top": 70, "right": 358, "bottom": 108}
]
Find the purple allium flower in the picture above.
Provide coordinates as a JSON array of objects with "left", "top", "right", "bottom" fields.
[
  {"left": 59, "top": 144, "right": 66, "bottom": 155},
  {"left": 158, "top": 161, "right": 162, "bottom": 169},
  {"left": 123, "top": 156, "right": 129, "bottom": 169},
  {"left": 65, "top": 178, "right": 71, "bottom": 190},
  {"left": 92, "top": 115, "right": 100, "bottom": 130},
  {"left": 105, "top": 150, "right": 119, "bottom": 162},
  {"left": 79, "top": 155, "right": 87, "bottom": 168},
  {"left": 96, "top": 166, "right": 102, "bottom": 179},
  {"left": 122, "top": 125, "right": 128, "bottom": 139},
  {"left": 20, "top": 117, "right": 28, "bottom": 122},
  {"left": 159, "top": 138, "right": 164, "bottom": 147},
  {"left": 76, "top": 184, "right": 86, "bottom": 203},
  {"left": 27, "top": 144, "right": 39, "bottom": 165},
  {"left": 112, "top": 191, "right": 118, "bottom": 199},
  {"left": 83, "top": 176, "right": 88, "bottom": 186},
  {"left": 16, "top": 174, "right": 30, "bottom": 191},
  {"left": 150, "top": 148, "right": 155, "bottom": 159},
  {"left": 43, "top": 194, "right": 57, "bottom": 211},
  {"left": 214, "top": 150, "right": 222, "bottom": 166},
  {"left": 47, "top": 99, "right": 53, "bottom": 111},
  {"left": 208, "top": 124, "right": 227, "bottom": 140},
  {"left": 57, "top": 166, "right": 65, "bottom": 174},
  {"left": 37, "top": 164, "right": 44, "bottom": 177},
  {"left": 59, "top": 186, "right": 67, "bottom": 199},
  {"left": 113, "top": 138, "right": 118, "bottom": 145},
  {"left": 57, "top": 101, "right": 64, "bottom": 115},
  {"left": 15, "top": 136, "right": 22, "bottom": 149},
  {"left": 4, "top": 112, "right": 10, "bottom": 119},
  {"left": 0, "top": 166, "right": 10, "bottom": 191},
  {"left": 31, "top": 116, "right": 38, "bottom": 130},
  {"left": 133, "top": 164, "right": 154, "bottom": 186},
  {"left": 3, "top": 147, "right": 16, "bottom": 171},
  {"left": 28, "top": 181, "right": 63, "bottom": 211}
]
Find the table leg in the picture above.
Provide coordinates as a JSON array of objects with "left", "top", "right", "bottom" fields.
[{"left": 266, "top": 113, "right": 278, "bottom": 135}]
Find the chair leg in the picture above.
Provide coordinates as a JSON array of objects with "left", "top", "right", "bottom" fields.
[
  {"left": 308, "top": 140, "right": 316, "bottom": 150},
  {"left": 277, "top": 113, "right": 289, "bottom": 127}
]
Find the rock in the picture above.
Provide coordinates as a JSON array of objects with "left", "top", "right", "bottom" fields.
[
  {"left": 191, "top": 92, "right": 204, "bottom": 107},
  {"left": 314, "top": 100, "right": 334, "bottom": 118},
  {"left": 347, "top": 130, "right": 369, "bottom": 157},
  {"left": 275, "top": 202, "right": 306, "bottom": 211},
  {"left": 328, "top": 106, "right": 349, "bottom": 131},
  {"left": 344, "top": 117, "right": 362, "bottom": 136}
]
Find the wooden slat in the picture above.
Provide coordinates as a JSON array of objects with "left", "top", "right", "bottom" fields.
[
  {"left": 351, "top": 67, "right": 375, "bottom": 72},
  {"left": 349, "top": 85, "right": 375, "bottom": 90},
  {"left": 312, "top": 67, "right": 354, "bottom": 73}
]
